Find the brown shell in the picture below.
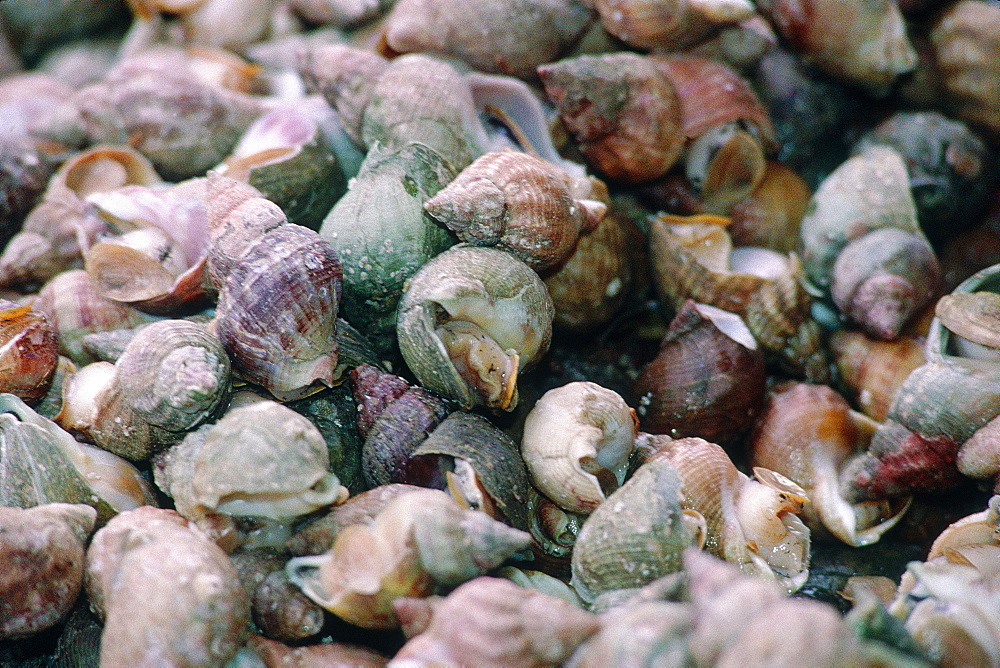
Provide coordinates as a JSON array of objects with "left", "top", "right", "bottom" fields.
[
  {"left": 537, "top": 52, "right": 685, "bottom": 184},
  {"left": 592, "top": 0, "right": 754, "bottom": 51},
  {"left": 829, "top": 329, "right": 926, "bottom": 422},
  {"left": 632, "top": 300, "right": 766, "bottom": 447},
  {"left": 727, "top": 161, "right": 810, "bottom": 253},
  {"left": 214, "top": 224, "right": 342, "bottom": 401},
  {"left": 0, "top": 301, "right": 58, "bottom": 404},
  {"left": 424, "top": 149, "right": 605, "bottom": 272}
]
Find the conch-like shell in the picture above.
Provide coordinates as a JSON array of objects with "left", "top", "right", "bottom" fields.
[
  {"left": 0, "top": 300, "right": 58, "bottom": 404},
  {"left": 85, "top": 506, "right": 250, "bottom": 666},
  {"left": 757, "top": 0, "right": 917, "bottom": 94},
  {"left": 378, "top": 0, "right": 596, "bottom": 79},
  {"left": 649, "top": 213, "right": 828, "bottom": 382},
  {"left": 286, "top": 488, "right": 530, "bottom": 629},
  {"left": 632, "top": 300, "right": 766, "bottom": 447},
  {"left": 208, "top": 174, "right": 343, "bottom": 401},
  {"left": 749, "top": 382, "right": 911, "bottom": 546},
  {"left": 570, "top": 458, "right": 707, "bottom": 603},
  {"left": 799, "top": 145, "right": 940, "bottom": 340},
  {"left": 57, "top": 319, "right": 232, "bottom": 461},
  {"left": 592, "top": 0, "right": 755, "bottom": 51},
  {"left": 153, "top": 400, "right": 349, "bottom": 524},
  {"left": 829, "top": 329, "right": 926, "bottom": 422},
  {"left": 424, "top": 149, "right": 605, "bottom": 272},
  {"left": 644, "top": 435, "right": 811, "bottom": 592},
  {"left": 0, "top": 145, "right": 161, "bottom": 290},
  {"left": 391, "top": 577, "right": 600, "bottom": 666},
  {"left": 521, "top": 381, "right": 637, "bottom": 514},
  {"left": 397, "top": 244, "right": 553, "bottom": 411},
  {"left": 0, "top": 503, "right": 97, "bottom": 639}
]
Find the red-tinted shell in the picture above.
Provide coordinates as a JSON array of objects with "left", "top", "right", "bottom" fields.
[{"left": 0, "top": 300, "right": 58, "bottom": 404}]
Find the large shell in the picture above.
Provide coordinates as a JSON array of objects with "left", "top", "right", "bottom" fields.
[
  {"left": 632, "top": 300, "right": 766, "bottom": 447},
  {"left": 0, "top": 300, "right": 58, "bottom": 404},
  {"left": 391, "top": 577, "right": 600, "bottom": 666},
  {"left": 648, "top": 213, "right": 828, "bottom": 381},
  {"left": 396, "top": 244, "right": 554, "bottom": 411},
  {"left": 829, "top": 329, "right": 926, "bottom": 422},
  {"left": 592, "top": 0, "right": 754, "bottom": 51},
  {"left": 85, "top": 506, "right": 250, "bottom": 666},
  {"left": 320, "top": 141, "right": 457, "bottom": 354},
  {"left": 0, "top": 145, "right": 161, "bottom": 290},
  {"left": 286, "top": 489, "right": 530, "bottom": 629},
  {"left": 153, "top": 400, "right": 348, "bottom": 523},
  {"left": 645, "top": 435, "right": 811, "bottom": 592},
  {"left": 749, "top": 382, "right": 910, "bottom": 546},
  {"left": 758, "top": 0, "right": 917, "bottom": 94},
  {"left": 799, "top": 145, "right": 941, "bottom": 340},
  {"left": 214, "top": 223, "right": 343, "bottom": 401},
  {"left": 0, "top": 393, "right": 156, "bottom": 522},
  {"left": 0, "top": 503, "right": 97, "bottom": 639},
  {"left": 570, "top": 458, "right": 706, "bottom": 603},
  {"left": 424, "top": 149, "right": 605, "bottom": 272},
  {"left": 521, "top": 381, "right": 637, "bottom": 515},
  {"left": 379, "top": 0, "right": 595, "bottom": 79},
  {"left": 57, "top": 319, "right": 232, "bottom": 460},
  {"left": 537, "top": 52, "right": 685, "bottom": 184}
]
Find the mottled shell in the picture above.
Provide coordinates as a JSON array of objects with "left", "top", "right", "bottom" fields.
[
  {"left": 570, "top": 458, "right": 706, "bottom": 603},
  {"left": 0, "top": 393, "right": 155, "bottom": 522},
  {"left": 0, "top": 503, "right": 97, "bottom": 639},
  {"left": 58, "top": 319, "right": 232, "bottom": 460},
  {"left": 522, "top": 381, "right": 637, "bottom": 515},
  {"left": 425, "top": 150, "right": 604, "bottom": 272},
  {"left": 320, "top": 141, "right": 457, "bottom": 353},
  {"left": 0, "top": 301, "right": 58, "bottom": 404},
  {"left": 646, "top": 435, "right": 811, "bottom": 592},
  {"left": 154, "top": 400, "right": 348, "bottom": 522},
  {"left": 391, "top": 577, "right": 600, "bottom": 666},
  {"left": 537, "top": 52, "right": 685, "bottom": 184},
  {"left": 760, "top": 0, "right": 917, "bottom": 94},
  {"left": 85, "top": 506, "right": 250, "bottom": 666},
  {"left": 214, "top": 224, "right": 342, "bottom": 401},
  {"left": 593, "top": 0, "right": 754, "bottom": 51},
  {"left": 397, "top": 244, "right": 553, "bottom": 411},
  {"left": 749, "top": 382, "right": 910, "bottom": 546},
  {"left": 632, "top": 300, "right": 766, "bottom": 447},
  {"left": 379, "top": 0, "right": 595, "bottom": 79}
]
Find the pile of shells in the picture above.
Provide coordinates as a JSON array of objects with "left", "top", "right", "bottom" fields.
[{"left": 2, "top": 0, "right": 1000, "bottom": 665}]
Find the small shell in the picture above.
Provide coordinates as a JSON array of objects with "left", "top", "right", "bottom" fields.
[
  {"left": 646, "top": 435, "right": 811, "bottom": 592},
  {"left": 570, "top": 458, "right": 706, "bottom": 603},
  {"left": 391, "top": 577, "right": 600, "bottom": 666},
  {"left": 0, "top": 300, "right": 58, "bottom": 404},
  {"left": 397, "top": 244, "right": 553, "bottom": 411},
  {"left": 936, "top": 291, "right": 1000, "bottom": 360},
  {"left": 749, "top": 382, "right": 911, "bottom": 546},
  {"left": 251, "top": 569, "right": 327, "bottom": 644},
  {"left": 537, "top": 52, "right": 685, "bottom": 184},
  {"left": 521, "top": 381, "right": 637, "bottom": 514},
  {"left": 57, "top": 319, "right": 232, "bottom": 460},
  {"left": 0, "top": 503, "right": 97, "bottom": 639},
  {"left": 424, "top": 149, "right": 605, "bottom": 272},
  {"left": 85, "top": 506, "right": 250, "bottom": 666},
  {"left": 592, "top": 0, "right": 754, "bottom": 51},
  {"left": 379, "top": 0, "right": 596, "bottom": 79},
  {"left": 245, "top": 634, "right": 388, "bottom": 667},
  {"left": 727, "top": 161, "right": 810, "bottom": 253},
  {"left": 632, "top": 300, "right": 766, "bottom": 447}
]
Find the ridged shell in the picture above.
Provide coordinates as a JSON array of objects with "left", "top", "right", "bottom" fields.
[
  {"left": 396, "top": 244, "right": 553, "bottom": 411},
  {"left": 521, "top": 381, "right": 637, "bottom": 514},
  {"left": 424, "top": 149, "right": 605, "bottom": 272},
  {"left": 570, "top": 458, "right": 706, "bottom": 603}
]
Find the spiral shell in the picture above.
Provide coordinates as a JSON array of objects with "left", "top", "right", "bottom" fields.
[
  {"left": 592, "top": 0, "right": 754, "bottom": 51},
  {"left": 829, "top": 329, "right": 926, "bottom": 422},
  {"left": 0, "top": 300, "right": 58, "bottom": 404},
  {"left": 424, "top": 149, "right": 605, "bottom": 272},
  {"left": 397, "top": 244, "right": 553, "bottom": 411}
]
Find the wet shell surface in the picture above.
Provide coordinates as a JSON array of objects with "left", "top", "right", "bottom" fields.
[{"left": 0, "top": 300, "right": 58, "bottom": 404}]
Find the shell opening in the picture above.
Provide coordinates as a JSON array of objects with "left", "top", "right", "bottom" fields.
[
  {"left": 435, "top": 320, "right": 519, "bottom": 410},
  {"left": 212, "top": 471, "right": 346, "bottom": 520},
  {"left": 445, "top": 459, "right": 499, "bottom": 518}
]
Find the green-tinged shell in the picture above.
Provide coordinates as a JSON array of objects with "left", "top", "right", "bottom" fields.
[
  {"left": 320, "top": 142, "right": 457, "bottom": 354},
  {"left": 286, "top": 380, "right": 365, "bottom": 496},
  {"left": 800, "top": 145, "right": 925, "bottom": 292},
  {"left": 0, "top": 394, "right": 125, "bottom": 523},
  {"left": 361, "top": 54, "right": 485, "bottom": 171},
  {"left": 219, "top": 103, "right": 347, "bottom": 230},
  {"left": 153, "top": 400, "right": 348, "bottom": 522},
  {"left": 570, "top": 458, "right": 706, "bottom": 604},
  {"left": 413, "top": 411, "right": 533, "bottom": 531},
  {"left": 397, "top": 244, "right": 553, "bottom": 411}
]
